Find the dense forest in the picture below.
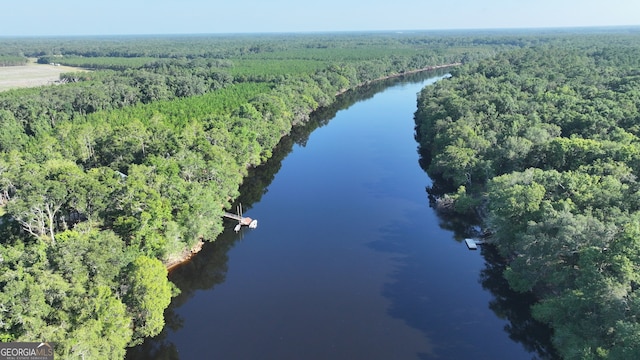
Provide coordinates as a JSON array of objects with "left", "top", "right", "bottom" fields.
[
  {"left": 415, "top": 31, "right": 640, "bottom": 358},
  {"left": 0, "top": 31, "right": 520, "bottom": 358},
  {"left": 3, "top": 28, "right": 638, "bottom": 358}
]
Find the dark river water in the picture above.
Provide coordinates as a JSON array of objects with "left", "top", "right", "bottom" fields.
[{"left": 128, "top": 72, "right": 556, "bottom": 360}]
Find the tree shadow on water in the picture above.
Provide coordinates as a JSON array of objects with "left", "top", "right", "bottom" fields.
[
  {"left": 418, "top": 168, "right": 559, "bottom": 358},
  {"left": 369, "top": 220, "right": 558, "bottom": 359},
  {"left": 367, "top": 190, "right": 559, "bottom": 359},
  {"left": 127, "top": 70, "right": 452, "bottom": 359},
  {"left": 479, "top": 245, "right": 560, "bottom": 360}
]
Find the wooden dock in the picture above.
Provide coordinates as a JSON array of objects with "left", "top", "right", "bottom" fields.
[{"left": 223, "top": 204, "right": 258, "bottom": 232}]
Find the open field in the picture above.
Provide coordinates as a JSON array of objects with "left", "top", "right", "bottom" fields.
[{"left": 0, "top": 59, "right": 85, "bottom": 92}]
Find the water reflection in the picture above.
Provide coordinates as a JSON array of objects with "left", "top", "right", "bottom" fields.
[
  {"left": 479, "top": 245, "right": 559, "bottom": 359},
  {"left": 127, "top": 70, "right": 555, "bottom": 359},
  {"left": 421, "top": 179, "right": 558, "bottom": 358},
  {"left": 128, "top": 72, "right": 444, "bottom": 359}
]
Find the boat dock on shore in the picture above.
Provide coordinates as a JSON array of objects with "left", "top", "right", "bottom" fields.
[
  {"left": 223, "top": 204, "right": 258, "bottom": 232},
  {"left": 464, "top": 238, "right": 486, "bottom": 250}
]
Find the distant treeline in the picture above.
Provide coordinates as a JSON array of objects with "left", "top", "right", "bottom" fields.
[
  {"left": 0, "top": 55, "right": 27, "bottom": 66},
  {"left": 415, "top": 33, "right": 640, "bottom": 359}
]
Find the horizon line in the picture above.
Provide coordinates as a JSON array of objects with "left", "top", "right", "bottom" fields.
[{"left": 1, "top": 25, "right": 639, "bottom": 39}]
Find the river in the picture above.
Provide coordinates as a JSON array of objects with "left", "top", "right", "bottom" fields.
[{"left": 128, "top": 72, "right": 555, "bottom": 359}]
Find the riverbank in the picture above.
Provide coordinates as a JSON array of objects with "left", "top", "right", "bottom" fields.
[
  {"left": 164, "top": 64, "right": 459, "bottom": 272},
  {"left": 131, "top": 72, "right": 544, "bottom": 360},
  {"left": 335, "top": 62, "right": 461, "bottom": 96},
  {"left": 165, "top": 239, "right": 204, "bottom": 271}
]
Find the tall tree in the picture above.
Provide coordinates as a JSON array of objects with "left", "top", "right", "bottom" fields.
[{"left": 122, "top": 256, "right": 174, "bottom": 345}]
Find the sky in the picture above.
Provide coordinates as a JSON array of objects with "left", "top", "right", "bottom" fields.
[{"left": 1, "top": 0, "right": 639, "bottom": 37}]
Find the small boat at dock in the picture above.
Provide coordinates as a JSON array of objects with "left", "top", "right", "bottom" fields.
[{"left": 224, "top": 204, "right": 258, "bottom": 232}]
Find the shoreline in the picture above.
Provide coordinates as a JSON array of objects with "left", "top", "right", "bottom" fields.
[
  {"left": 164, "top": 62, "right": 461, "bottom": 272},
  {"left": 335, "top": 62, "right": 461, "bottom": 96},
  {"left": 165, "top": 239, "right": 204, "bottom": 272}
]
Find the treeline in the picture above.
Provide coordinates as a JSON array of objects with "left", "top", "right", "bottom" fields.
[
  {"left": 0, "top": 56, "right": 27, "bottom": 66},
  {"left": 0, "top": 32, "right": 516, "bottom": 358},
  {"left": 0, "top": 60, "right": 235, "bottom": 123},
  {"left": 0, "top": 32, "right": 520, "bottom": 59},
  {"left": 0, "top": 73, "right": 338, "bottom": 358},
  {"left": 0, "top": 41, "right": 471, "bottom": 130},
  {"left": 37, "top": 55, "right": 159, "bottom": 70},
  {"left": 415, "top": 36, "right": 640, "bottom": 358}
]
